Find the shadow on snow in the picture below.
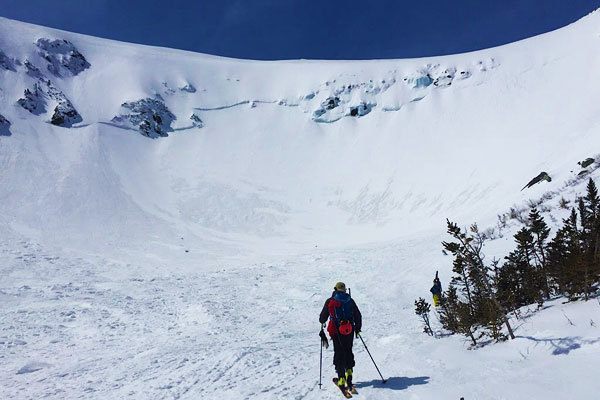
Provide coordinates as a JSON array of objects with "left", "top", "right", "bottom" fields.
[
  {"left": 517, "top": 335, "right": 600, "bottom": 355},
  {"left": 355, "top": 376, "right": 430, "bottom": 391}
]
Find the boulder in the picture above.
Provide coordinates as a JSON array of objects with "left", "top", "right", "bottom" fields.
[{"left": 35, "top": 38, "right": 90, "bottom": 77}]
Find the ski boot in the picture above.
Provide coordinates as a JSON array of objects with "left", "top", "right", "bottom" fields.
[
  {"left": 346, "top": 368, "right": 358, "bottom": 394},
  {"left": 332, "top": 376, "right": 352, "bottom": 398}
]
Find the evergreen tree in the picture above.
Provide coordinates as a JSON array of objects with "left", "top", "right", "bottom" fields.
[
  {"left": 414, "top": 297, "right": 434, "bottom": 336},
  {"left": 528, "top": 207, "right": 551, "bottom": 298},
  {"left": 442, "top": 220, "right": 515, "bottom": 340}
]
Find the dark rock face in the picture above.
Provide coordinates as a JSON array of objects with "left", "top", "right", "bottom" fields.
[
  {"left": 0, "top": 50, "right": 16, "bottom": 71},
  {"left": 112, "top": 98, "right": 176, "bottom": 138},
  {"left": 0, "top": 114, "right": 11, "bottom": 136},
  {"left": 323, "top": 96, "right": 340, "bottom": 110},
  {"left": 578, "top": 158, "right": 595, "bottom": 168},
  {"left": 50, "top": 101, "right": 82, "bottom": 127},
  {"left": 521, "top": 172, "right": 551, "bottom": 191},
  {"left": 35, "top": 38, "right": 90, "bottom": 77},
  {"left": 17, "top": 78, "right": 82, "bottom": 126},
  {"left": 17, "top": 84, "right": 47, "bottom": 115},
  {"left": 24, "top": 60, "right": 45, "bottom": 79},
  {"left": 348, "top": 102, "right": 373, "bottom": 117}
]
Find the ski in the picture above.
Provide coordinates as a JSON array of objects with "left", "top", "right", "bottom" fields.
[{"left": 332, "top": 378, "right": 353, "bottom": 398}]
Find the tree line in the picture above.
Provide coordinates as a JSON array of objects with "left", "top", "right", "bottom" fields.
[{"left": 415, "top": 178, "right": 600, "bottom": 345}]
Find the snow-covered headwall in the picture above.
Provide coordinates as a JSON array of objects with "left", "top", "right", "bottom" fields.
[{"left": 0, "top": 12, "right": 599, "bottom": 255}]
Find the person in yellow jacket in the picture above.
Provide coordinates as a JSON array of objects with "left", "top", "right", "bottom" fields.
[{"left": 430, "top": 272, "right": 442, "bottom": 307}]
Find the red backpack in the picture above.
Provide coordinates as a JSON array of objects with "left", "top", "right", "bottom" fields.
[{"left": 327, "top": 292, "right": 354, "bottom": 336}]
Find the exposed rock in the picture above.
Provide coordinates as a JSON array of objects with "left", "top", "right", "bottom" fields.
[
  {"left": 348, "top": 102, "right": 374, "bottom": 117},
  {"left": 433, "top": 68, "right": 456, "bottom": 87},
  {"left": 50, "top": 101, "right": 82, "bottom": 127},
  {"left": 521, "top": 172, "right": 551, "bottom": 191},
  {"left": 323, "top": 96, "right": 340, "bottom": 110},
  {"left": 112, "top": 98, "right": 176, "bottom": 138},
  {"left": 179, "top": 84, "right": 196, "bottom": 93},
  {"left": 35, "top": 38, "right": 90, "bottom": 77},
  {"left": 578, "top": 157, "right": 595, "bottom": 168},
  {"left": 17, "top": 84, "right": 47, "bottom": 115},
  {"left": 190, "top": 113, "right": 203, "bottom": 128},
  {"left": 303, "top": 92, "right": 316, "bottom": 100},
  {"left": 0, "top": 114, "right": 11, "bottom": 136},
  {"left": 17, "top": 78, "right": 82, "bottom": 126},
  {"left": 0, "top": 49, "right": 16, "bottom": 71},
  {"left": 24, "top": 60, "right": 45, "bottom": 79}
]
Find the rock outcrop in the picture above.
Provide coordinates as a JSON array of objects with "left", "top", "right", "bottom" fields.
[
  {"left": 521, "top": 172, "right": 551, "bottom": 191},
  {"left": 0, "top": 114, "right": 11, "bottom": 136},
  {"left": 50, "top": 101, "right": 83, "bottom": 127},
  {"left": 0, "top": 49, "right": 16, "bottom": 71},
  {"left": 112, "top": 98, "right": 176, "bottom": 138},
  {"left": 17, "top": 84, "right": 47, "bottom": 115},
  {"left": 35, "top": 38, "right": 91, "bottom": 77},
  {"left": 17, "top": 77, "right": 82, "bottom": 127},
  {"left": 180, "top": 84, "right": 197, "bottom": 93}
]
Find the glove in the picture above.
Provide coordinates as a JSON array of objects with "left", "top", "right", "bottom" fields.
[
  {"left": 319, "top": 329, "right": 329, "bottom": 349},
  {"left": 355, "top": 330, "right": 361, "bottom": 338}
]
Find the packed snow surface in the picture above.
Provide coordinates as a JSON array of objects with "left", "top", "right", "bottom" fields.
[{"left": 1, "top": 10, "right": 600, "bottom": 400}]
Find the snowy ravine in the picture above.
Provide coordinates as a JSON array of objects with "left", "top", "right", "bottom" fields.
[{"left": 1, "top": 11, "right": 600, "bottom": 400}]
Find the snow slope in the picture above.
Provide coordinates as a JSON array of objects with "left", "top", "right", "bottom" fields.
[{"left": 1, "top": 11, "right": 600, "bottom": 400}]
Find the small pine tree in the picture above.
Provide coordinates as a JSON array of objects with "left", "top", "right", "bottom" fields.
[
  {"left": 442, "top": 220, "right": 515, "bottom": 340},
  {"left": 414, "top": 297, "right": 434, "bottom": 336},
  {"left": 528, "top": 207, "right": 551, "bottom": 299}
]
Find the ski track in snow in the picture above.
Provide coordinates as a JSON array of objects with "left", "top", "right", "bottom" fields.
[{"left": 2, "top": 229, "right": 600, "bottom": 399}]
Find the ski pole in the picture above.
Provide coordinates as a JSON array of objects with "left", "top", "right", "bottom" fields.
[
  {"left": 357, "top": 333, "right": 387, "bottom": 384},
  {"left": 319, "top": 333, "right": 323, "bottom": 389}
]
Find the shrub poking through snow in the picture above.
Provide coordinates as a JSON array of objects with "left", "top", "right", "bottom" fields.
[
  {"left": 190, "top": 113, "right": 204, "bottom": 128},
  {"left": 112, "top": 98, "right": 176, "bottom": 138},
  {"left": 414, "top": 297, "right": 434, "bottom": 336},
  {"left": 35, "top": 38, "right": 90, "bottom": 77}
]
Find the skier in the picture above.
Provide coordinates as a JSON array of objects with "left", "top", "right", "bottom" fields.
[
  {"left": 319, "top": 281, "right": 362, "bottom": 397},
  {"left": 430, "top": 272, "right": 442, "bottom": 307}
]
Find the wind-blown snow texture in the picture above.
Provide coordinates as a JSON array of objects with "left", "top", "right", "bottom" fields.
[{"left": 1, "top": 12, "right": 600, "bottom": 400}]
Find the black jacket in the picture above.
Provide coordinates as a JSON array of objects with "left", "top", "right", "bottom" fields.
[{"left": 319, "top": 291, "right": 362, "bottom": 332}]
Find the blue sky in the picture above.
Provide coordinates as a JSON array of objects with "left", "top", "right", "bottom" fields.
[{"left": 1, "top": 0, "right": 599, "bottom": 60}]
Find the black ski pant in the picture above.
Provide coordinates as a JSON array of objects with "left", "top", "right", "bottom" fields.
[{"left": 332, "top": 333, "right": 355, "bottom": 377}]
